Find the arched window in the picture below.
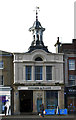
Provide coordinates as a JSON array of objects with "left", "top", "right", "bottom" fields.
[{"left": 35, "top": 57, "right": 43, "bottom": 61}]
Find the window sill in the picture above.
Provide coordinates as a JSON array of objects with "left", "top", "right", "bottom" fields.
[{"left": 0, "top": 68, "right": 3, "bottom": 69}]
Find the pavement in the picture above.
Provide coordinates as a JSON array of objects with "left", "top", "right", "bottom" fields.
[{"left": 1, "top": 114, "right": 76, "bottom": 120}]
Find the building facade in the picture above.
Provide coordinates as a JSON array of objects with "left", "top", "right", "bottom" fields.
[
  {"left": 0, "top": 51, "right": 13, "bottom": 115},
  {"left": 55, "top": 38, "right": 76, "bottom": 114},
  {"left": 13, "top": 10, "right": 64, "bottom": 114}
]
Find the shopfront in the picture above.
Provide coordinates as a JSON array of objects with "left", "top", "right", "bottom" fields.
[
  {"left": 13, "top": 85, "right": 64, "bottom": 114},
  {"left": 65, "top": 86, "right": 76, "bottom": 114},
  {"left": 0, "top": 87, "right": 12, "bottom": 115}
]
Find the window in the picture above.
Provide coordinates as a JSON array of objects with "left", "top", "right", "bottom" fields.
[
  {"left": 0, "top": 61, "right": 3, "bottom": 69},
  {"left": 35, "top": 57, "right": 43, "bottom": 61},
  {"left": 69, "top": 75, "right": 75, "bottom": 86},
  {"left": 46, "top": 91, "right": 58, "bottom": 109},
  {"left": 35, "top": 66, "right": 42, "bottom": 80},
  {"left": 0, "top": 75, "right": 3, "bottom": 85},
  {"left": 69, "top": 59, "right": 75, "bottom": 70},
  {"left": 46, "top": 66, "right": 52, "bottom": 80},
  {"left": 26, "top": 66, "right": 31, "bottom": 80}
]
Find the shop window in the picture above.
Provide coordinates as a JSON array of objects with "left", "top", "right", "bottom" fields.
[
  {"left": 69, "top": 59, "right": 75, "bottom": 70},
  {"left": 35, "top": 66, "right": 42, "bottom": 80},
  {"left": 46, "top": 91, "right": 58, "bottom": 109},
  {"left": 46, "top": 66, "right": 52, "bottom": 80},
  {"left": 0, "top": 75, "right": 3, "bottom": 85},
  {"left": 26, "top": 66, "right": 32, "bottom": 80},
  {"left": 69, "top": 75, "right": 75, "bottom": 86},
  {"left": 0, "top": 61, "right": 3, "bottom": 69},
  {"left": 0, "top": 96, "right": 6, "bottom": 114}
]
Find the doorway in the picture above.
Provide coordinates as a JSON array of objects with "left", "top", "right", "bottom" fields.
[
  {"left": 37, "top": 98, "right": 42, "bottom": 113},
  {"left": 19, "top": 90, "right": 33, "bottom": 112}
]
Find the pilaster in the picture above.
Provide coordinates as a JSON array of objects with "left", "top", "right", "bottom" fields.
[
  {"left": 58, "top": 86, "right": 64, "bottom": 109},
  {"left": 13, "top": 87, "right": 20, "bottom": 114}
]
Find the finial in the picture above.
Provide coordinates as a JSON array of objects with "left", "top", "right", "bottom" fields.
[{"left": 34, "top": 6, "right": 40, "bottom": 21}]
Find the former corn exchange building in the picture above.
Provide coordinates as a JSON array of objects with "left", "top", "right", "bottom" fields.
[{"left": 13, "top": 9, "right": 64, "bottom": 114}]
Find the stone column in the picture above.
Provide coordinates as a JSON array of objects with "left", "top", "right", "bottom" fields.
[
  {"left": 43, "top": 65, "right": 46, "bottom": 81},
  {"left": 23, "top": 66, "right": 25, "bottom": 81},
  {"left": 14, "top": 87, "right": 20, "bottom": 114},
  {"left": 52, "top": 66, "right": 55, "bottom": 80},
  {"left": 32, "top": 65, "right": 34, "bottom": 80},
  {"left": 58, "top": 86, "right": 64, "bottom": 109}
]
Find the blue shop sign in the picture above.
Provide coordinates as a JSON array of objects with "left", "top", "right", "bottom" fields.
[
  {"left": 45, "top": 109, "right": 55, "bottom": 115},
  {"left": 45, "top": 109, "right": 67, "bottom": 115},
  {"left": 60, "top": 109, "right": 67, "bottom": 115}
]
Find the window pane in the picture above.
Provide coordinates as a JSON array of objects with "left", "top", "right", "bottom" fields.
[
  {"left": 69, "top": 75, "right": 75, "bottom": 86},
  {"left": 69, "top": 75, "right": 75, "bottom": 80},
  {"left": 46, "top": 91, "right": 58, "bottom": 109},
  {"left": 69, "top": 59, "right": 75, "bottom": 70},
  {"left": 35, "top": 57, "right": 43, "bottom": 61},
  {"left": 35, "top": 66, "right": 42, "bottom": 80},
  {"left": 26, "top": 66, "right": 31, "bottom": 80},
  {"left": 0, "top": 76, "right": 3, "bottom": 85},
  {"left": 0, "top": 61, "right": 3, "bottom": 69},
  {"left": 46, "top": 66, "right": 52, "bottom": 80},
  {"left": 69, "top": 81, "right": 75, "bottom": 86}
]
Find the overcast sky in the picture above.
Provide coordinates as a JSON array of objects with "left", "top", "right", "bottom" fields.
[{"left": 0, "top": 0, "right": 75, "bottom": 53}]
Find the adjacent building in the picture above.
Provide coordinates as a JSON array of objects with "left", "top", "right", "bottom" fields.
[
  {"left": 13, "top": 10, "right": 64, "bottom": 114},
  {"left": 0, "top": 51, "right": 13, "bottom": 115},
  {"left": 55, "top": 38, "right": 76, "bottom": 114}
]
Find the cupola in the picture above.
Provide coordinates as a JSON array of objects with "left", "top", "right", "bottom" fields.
[{"left": 28, "top": 7, "right": 49, "bottom": 53}]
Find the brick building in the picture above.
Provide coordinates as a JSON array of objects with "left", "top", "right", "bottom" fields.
[
  {"left": 55, "top": 38, "right": 76, "bottom": 114},
  {"left": 0, "top": 50, "right": 13, "bottom": 115}
]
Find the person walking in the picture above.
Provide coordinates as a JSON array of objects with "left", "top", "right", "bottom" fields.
[
  {"left": 40, "top": 104, "right": 44, "bottom": 117},
  {"left": 5, "top": 103, "right": 7, "bottom": 116}
]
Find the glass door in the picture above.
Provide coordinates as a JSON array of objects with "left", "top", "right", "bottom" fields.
[{"left": 37, "top": 98, "right": 42, "bottom": 112}]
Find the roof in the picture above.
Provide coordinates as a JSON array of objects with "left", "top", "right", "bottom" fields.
[
  {"left": 0, "top": 50, "right": 13, "bottom": 56},
  {"left": 29, "top": 20, "right": 45, "bottom": 31}
]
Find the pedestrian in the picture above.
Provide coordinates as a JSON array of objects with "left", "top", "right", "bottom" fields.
[
  {"left": 5, "top": 103, "right": 7, "bottom": 116},
  {"left": 40, "top": 104, "right": 44, "bottom": 117}
]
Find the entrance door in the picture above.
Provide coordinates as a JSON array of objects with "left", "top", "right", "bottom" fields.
[
  {"left": 19, "top": 90, "right": 33, "bottom": 112},
  {"left": 37, "top": 98, "right": 42, "bottom": 113}
]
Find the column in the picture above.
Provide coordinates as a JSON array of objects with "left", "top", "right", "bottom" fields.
[
  {"left": 43, "top": 65, "right": 46, "bottom": 81},
  {"left": 32, "top": 65, "right": 34, "bottom": 81},
  {"left": 52, "top": 66, "right": 55, "bottom": 80},
  {"left": 58, "top": 86, "right": 64, "bottom": 109},
  {"left": 14, "top": 87, "right": 20, "bottom": 114},
  {"left": 23, "top": 66, "right": 25, "bottom": 81}
]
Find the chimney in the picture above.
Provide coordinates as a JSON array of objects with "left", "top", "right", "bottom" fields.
[{"left": 54, "top": 37, "right": 61, "bottom": 53}]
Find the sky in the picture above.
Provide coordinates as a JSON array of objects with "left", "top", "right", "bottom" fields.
[{"left": 0, "top": 0, "right": 75, "bottom": 53}]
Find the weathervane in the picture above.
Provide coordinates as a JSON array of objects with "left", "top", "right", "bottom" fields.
[{"left": 34, "top": 6, "right": 40, "bottom": 21}]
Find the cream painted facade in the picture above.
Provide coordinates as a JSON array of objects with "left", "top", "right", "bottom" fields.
[
  {"left": 13, "top": 49, "right": 64, "bottom": 114},
  {"left": 14, "top": 49, "right": 63, "bottom": 84}
]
